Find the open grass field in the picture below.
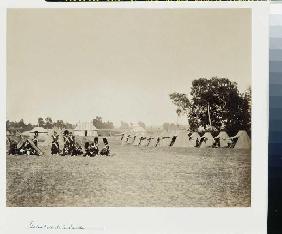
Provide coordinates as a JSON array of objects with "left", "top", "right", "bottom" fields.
[{"left": 6, "top": 137, "right": 251, "bottom": 207}]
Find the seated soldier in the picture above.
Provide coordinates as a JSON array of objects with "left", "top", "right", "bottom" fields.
[
  {"left": 8, "top": 138, "right": 18, "bottom": 155},
  {"left": 84, "top": 142, "right": 90, "bottom": 156},
  {"left": 72, "top": 142, "right": 83, "bottom": 156},
  {"left": 91, "top": 137, "right": 99, "bottom": 157},
  {"left": 100, "top": 138, "right": 111, "bottom": 156}
]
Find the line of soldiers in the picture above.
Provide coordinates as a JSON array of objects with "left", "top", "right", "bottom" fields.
[{"left": 51, "top": 130, "right": 111, "bottom": 157}]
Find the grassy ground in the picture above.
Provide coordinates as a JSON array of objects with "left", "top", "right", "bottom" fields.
[{"left": 6, "top": 137, "right": 251, "bottom": 207}]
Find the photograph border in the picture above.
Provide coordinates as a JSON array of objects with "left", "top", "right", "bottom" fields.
[{"left": 0, "top": 1, "right": 268, "bottom": 234}]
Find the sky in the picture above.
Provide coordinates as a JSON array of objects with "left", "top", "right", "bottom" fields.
[{"left": 7, "top": 8, "right": 251, "bottom": 127}]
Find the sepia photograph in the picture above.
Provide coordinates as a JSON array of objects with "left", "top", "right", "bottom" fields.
[{"left": 6, "top": 8, "right": 251, "bottom": 207}]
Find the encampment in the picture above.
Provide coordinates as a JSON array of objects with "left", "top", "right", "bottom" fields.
[
  {"left": 233, "top": 130, "right": 251, "bottom": 149},
  {"left": 172, "top": 130, "right": 191, "bottom": 148}
]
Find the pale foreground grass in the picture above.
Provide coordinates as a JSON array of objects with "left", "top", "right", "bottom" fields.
[{"left": 6, "top": 138, "right": 250, "bottom": 207}]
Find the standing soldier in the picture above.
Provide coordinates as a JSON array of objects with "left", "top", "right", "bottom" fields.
[
  {"left": 33, "top": 131, "right": 39, "bottom": 147},
  {"left": 69, "top": 132, "right": 75, "bottom": 156},
  {"left": 62, "top": 130, "right": 70, "bottom": 155},
  {"left": 51, "top": 131, "right": 60, "bottom": 155}
]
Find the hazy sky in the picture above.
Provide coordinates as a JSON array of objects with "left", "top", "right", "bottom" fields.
[{"left": 7, "top": 8, "right": 251, "bottom": 127}]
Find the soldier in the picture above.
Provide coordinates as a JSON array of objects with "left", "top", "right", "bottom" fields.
[
  {"left": 62, "top": 130, "right": 70, "bottom": 156},
  {"left": 89, "top": 137, "right": 99, "bottom": 157},
  {"left": 33, "top": 131, "right": 39, "bottom": 147},
  {"left": 7, "top": 137, "right": 18, "bottom": 155},
  {"left": 73, "top": 142, "right": 83, "bottom": 156},
  {"left": 100, "top": 138, "right": 111, "bottom": 156},
  {"left": 51, "top": 131, "right": 60, "bottom": 155},
  {"left": 69, "top": 132, "right": 75, "bottom": 156},
  {"left": 84, "top": 142, "right": 90, "bottom": 157}
]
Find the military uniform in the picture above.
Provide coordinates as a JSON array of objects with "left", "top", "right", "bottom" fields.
[
  {"left": 100, "top": 138, "right": 110, "bottom": 156},
  {"left": 51, "top": 132, "right": 60, "bottom": 155}
]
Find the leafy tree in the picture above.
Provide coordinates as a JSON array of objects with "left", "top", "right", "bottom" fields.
[
  {"left": 189, "top": 77, "right": 251, "bottom": 135},
  {"left": 92, "top": 116, "right": 114, "bottom": 129},
  {"left": 54, "top": 120, "right": 64, "bottom": 129},
  {"left": 6, "top": 119, "right": 34, "bottom": 132},
  {"left": 169, "top": 77, "right": 251, "bottom": 136},
  {"left": 45, "top": 117, "right": 53, "bottom": 129}
]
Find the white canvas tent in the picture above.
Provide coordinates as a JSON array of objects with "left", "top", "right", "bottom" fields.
[
  {"left": 233, "top": 130, "right": 251, "bottom": 149},
  {"left": 131, "top": 125, "right": 146, "bottom": 133},
  {"left": 214, "top": 131, "right": 231, "bottom": 148},
  {"left": 187, "top": 132, "right": 201, "bottom": 147},
  {"left": 74, "top": 122, "right": 98, "bottom": 137},
  {"left": 200, "top": 132, "right": 215, "bottom": 148},
  {"left": 30, "top": 126, "right": 48, "bottom": 133},
  {"left": 172, "top": 130, "right": 191, "bottom": 148}
]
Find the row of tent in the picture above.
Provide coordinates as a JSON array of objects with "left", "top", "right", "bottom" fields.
[{"left": 120, "top": 130, "right": 251, "bottom": 149}]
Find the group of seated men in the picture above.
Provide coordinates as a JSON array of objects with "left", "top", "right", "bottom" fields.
[
  {"left": 7, "top": 130, "right": 111, "bottom": 157},
  {"left": 51, "top": 130, "right": 111, "bottom": 157}
]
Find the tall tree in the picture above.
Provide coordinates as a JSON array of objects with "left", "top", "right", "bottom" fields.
[
  {"left": 189, "top": 77, "right": 250, "bottom": 135},
  {"left": 169, "top": 77, "right": 251, "bottom": 135}
]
